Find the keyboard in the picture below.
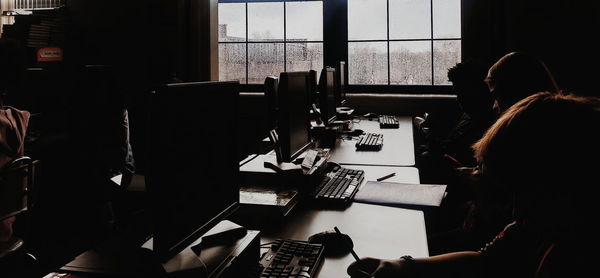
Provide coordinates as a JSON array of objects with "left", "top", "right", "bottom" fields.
[
  {"left": 379, "top": 115, "right": 399, "bottom": 128},
  {"left": 258, "top": 239, "right": 325, "bottom": 278},
  {"left": 311, "top": 166, "right": 365, "bottom": 205},
  {"left": 355, "top": 133, "right": 384, "bottom": 151}
]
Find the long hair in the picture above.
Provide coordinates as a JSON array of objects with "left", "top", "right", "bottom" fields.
[{"left": 473, "top": 92, "right": 600, "bottom": 237}]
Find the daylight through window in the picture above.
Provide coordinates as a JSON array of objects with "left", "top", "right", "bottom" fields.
[
  {"left": 348, "top": 0, "right": 461, "bottom": 85},
  {"left": 218, "top": 0, "right": 323, "bottom": 84}
]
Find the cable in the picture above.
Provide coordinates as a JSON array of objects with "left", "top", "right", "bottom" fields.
[{"left": 260, "top": 241, "right": 277, "bottom": 246}]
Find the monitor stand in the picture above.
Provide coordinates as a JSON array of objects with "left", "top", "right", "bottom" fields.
[
  {"left": 61, "top": 220, "right": 260, "bottom": 278},
  {"left": 141, "top": 220, "right": 260, "bottom": 278}
]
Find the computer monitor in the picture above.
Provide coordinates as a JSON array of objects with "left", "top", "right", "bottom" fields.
[
  {"left": 318, "top": 67, "right": 337, "bottom": 123},
  {"left": 308, "top": 69, "right": 318, "bottom": 106},
  {"left": 146, "top": 81, "right": 240, "bottom": 262},
  {"left": 335, "top": 61, "right": 347, "bottom": 106},
  {"left": 264, "top": 75, "right": 279, "bottom": 131},
  {"left": 277, "top": 71, "right": 312, "bottom": 163}
]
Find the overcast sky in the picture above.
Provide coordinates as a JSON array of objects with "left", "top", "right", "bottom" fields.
[{"left": 220, "top": 0, "right": 459, "bottom": 42}]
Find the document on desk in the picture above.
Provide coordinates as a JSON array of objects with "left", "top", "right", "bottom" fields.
[{"left": 354, "top": 181, "right": 447, "bottom": 208}]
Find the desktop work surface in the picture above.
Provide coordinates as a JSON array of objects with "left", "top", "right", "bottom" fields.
[
  {"left": 259, "top": 203, "right": 428, "bottom": 278},
  {"left": 329, "top": 116, "right": 415, "bottom": 167},
  {"left": 56, "top": 165, "right": 427, "bottom": 278},
  {"left": 239, "top": 165, "right": 427, "bottom": 278}
]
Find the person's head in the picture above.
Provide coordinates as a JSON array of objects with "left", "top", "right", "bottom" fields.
[
  {"left": 448, "top": 61, "right": 494, "bottom": 119},
  {"left": 486, "top": 52, "right": 559, "bottom": 114},
  {"left": 473, "top": 92, "right": 600, "bottom": 240}
]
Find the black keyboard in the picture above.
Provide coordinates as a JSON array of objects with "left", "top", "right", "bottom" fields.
[
  {"left": 258, "top": 239, "right": 325, "bottom": 278},
  {"left": 355, "top": 133, "right": 384, "bottom": 151},
  {"left": 379, "top": 115, "right": 399, "bottom": 128},
  {"left": 311, "top": 166, "right": 365, "bottom": 204}
]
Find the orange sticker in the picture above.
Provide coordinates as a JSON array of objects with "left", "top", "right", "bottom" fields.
[{"left": 37, "top": 47, "right": 63, "bottom": 62}]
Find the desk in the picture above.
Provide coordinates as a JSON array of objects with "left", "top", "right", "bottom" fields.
[
  {"left": 255, "top": 165, "right": 427, "bottom": 278},
  {"left": 56, "top": 118, "right": 425, "bottom": 278},
  {"left": 329, "top": 117, "right": 415, "bottom": 167}
]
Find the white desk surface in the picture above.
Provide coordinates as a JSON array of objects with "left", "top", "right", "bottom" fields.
[
  {"left": 329, "top": 116, "right": 415, "bottom": 167},
  {"left": 260, "top": 165, "right": 427, "bottom": 278}
]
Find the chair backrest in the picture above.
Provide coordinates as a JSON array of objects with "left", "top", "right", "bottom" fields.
[{"left": 0, "top": 157, "right": 39, "bottom": 221}]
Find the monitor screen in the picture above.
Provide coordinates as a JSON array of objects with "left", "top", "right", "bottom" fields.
[
  {"left": 335, "top": 61, "right": 347, "bottom": 106},
  {"left": 277, "top": 71, "right": 312, "bottom": 162},
  {"left": 146, "top": 81, "right": 240, "bottom": 262},
  {"left": 308, "top": 69, "right": 318, "bottom": 106},
  {"left": 318, "top": 67, "right": 336, "bottom": 123},
  {"left": 264, "top": 76, "right": 279, "bottom": 131}
]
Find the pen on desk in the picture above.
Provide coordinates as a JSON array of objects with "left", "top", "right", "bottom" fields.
[
  {"left": 333, "top": 226, "right": 361, "bottom": 262},
  {"left": 333, "top": 227, "right": 372, "bottom": 277},
  {"left": 376, "top": 172, "right": 396, "bottom": 182}
]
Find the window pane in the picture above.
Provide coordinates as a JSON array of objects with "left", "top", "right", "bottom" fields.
[
  {"left": 248, "top": 43, "right": 284, "bottom": 84},
  {"left": 219, "top": 43, "right": 246, "bottom": 84},
  {"left": 433, "top": 0, "right": 461, "bottom": 38},
  {"left": 389, "top": 0, "right": 431, "bottom": 40},
  {"left": 248, "top": 2, "right": 284, "bottom": 41},
  {"left": 390, "top": 41, "right": 432, "bottom": 85},
  {"left": 286, "top": 1, "right": 323, "bottom": 41},
  {"left": 218, "top": 3, "right": 246, "bottom": 42},
  {"left": 348, "top": 0, "right": 387, "bottom": 40},
  {"left": 348, "top": 42, "right": 388, "bottom": 85},
  {"left": 286, "top": 43, "right": 323, "bottom": 72},
  {"left": 433, "top": 40, "right": 461, "bottom": 85}
]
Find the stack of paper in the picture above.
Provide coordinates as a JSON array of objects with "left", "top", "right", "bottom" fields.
[{"left": 354, "top": 181, "right": 447, "bottom": 208}]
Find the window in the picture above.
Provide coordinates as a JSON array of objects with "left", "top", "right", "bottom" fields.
[
  {"left": 2, "top": 0, "right": 63, "bottom": 10},
  {"left": 348, "top": 0, "right": 461, "bottom": 85},
  {"left": 218, "top": 0, "right": 323, "bottom": 84}
]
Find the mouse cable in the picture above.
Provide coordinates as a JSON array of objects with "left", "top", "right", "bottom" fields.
[{"left": 260, "top": 241, "right": 277, "bottom": 247}]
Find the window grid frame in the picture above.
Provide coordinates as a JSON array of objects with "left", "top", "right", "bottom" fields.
[
  {"left": 218, "top": 0, "right": 324, "bottom": 85},
  {"left": 347, "top": 0, "right": 462, "bottom": 86}
]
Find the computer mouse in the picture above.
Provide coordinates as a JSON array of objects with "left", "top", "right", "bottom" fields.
[
  {"left": 308, "top": 230, "right": 353, "bottom": 257},
  {"left": 349, "top": 129, "right": 365, "bottom": 136},
  {"left": 325, "top": 161, "right": 341, "bottom": 172}
]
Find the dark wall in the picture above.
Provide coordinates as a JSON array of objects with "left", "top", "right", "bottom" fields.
[
  {"left": 65, "top": 0, "right": 221, "bottom": 173},
  {"left": 463, "top": 0, "right": 600, "bottom": 96},
  {"left": 66, "top": 0, "right": 177, "bottom": 86}
]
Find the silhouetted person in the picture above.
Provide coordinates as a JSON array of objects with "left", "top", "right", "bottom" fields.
[
  {"left": 348, "top": 92, "right": 599, "bottom": 278},
  {"left": 425, "top": 61, "right": 499, "bottom": 254},
  {"left": 443, "top": 60, "right": 496, "bottom": 167},
  {"left": 415, "top": 60, "right": 492, "bottom": 184},
  {"left": 486, "top": 51, "right": 560, "bottom": 114},
  {"left": 427, "top": 53, "right": 562, "bottom": 253}
]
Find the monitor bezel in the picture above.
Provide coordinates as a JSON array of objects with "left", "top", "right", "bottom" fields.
[
  {"left": 318, "top": 67, "right": 337, "bottom": 124},
  {"left": 147, "top": 81, "right": 241, "bottom": 262},
  {"left": 277, "top": 71, "right": 313, "bottom": 163},
  {"left": 335, "top": 61, "right": 347, "bottom": 106}
]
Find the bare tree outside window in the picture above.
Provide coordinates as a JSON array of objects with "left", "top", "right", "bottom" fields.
[
  {"left": 218, "top": 1, "right": 323, "bottom": 84},
  {"left": 348, "top": 0, "right": 461, "bottom": 85},
  {"left": 348, "top": 42, "right": 387, "bottom": 85}
]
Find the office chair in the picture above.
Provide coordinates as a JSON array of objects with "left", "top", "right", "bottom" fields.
[{"left": 0, "top": 156, "right": 40, "bottom": 258}]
